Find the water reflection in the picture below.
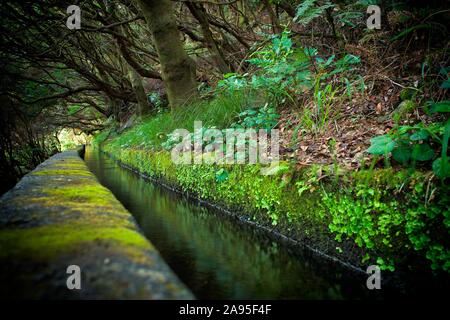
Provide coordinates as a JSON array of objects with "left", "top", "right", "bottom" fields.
[{"left": 85, "top": 147, "right": 372, "bottom": 299}]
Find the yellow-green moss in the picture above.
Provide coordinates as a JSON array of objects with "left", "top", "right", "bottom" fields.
[
  {"left": 32, "top": 169, "right": 93, "bottom": 177},
  {"left": 0, "top": 152, "right": 176, "bottom": 278},
  {"left": 48, "top": 161, "right": 87, "bottom": 169},
  {"left": 0, "top": 224, "right": 152, "bottom": 261},
  {"left": 42, "top": 184, "right": 115, "bottom": 207},
  {"left": 6, "top": 195, "right": 133, "bottom": 227},
  {"left": 102, "top": 137, "right": 449, "bottom": 273}
]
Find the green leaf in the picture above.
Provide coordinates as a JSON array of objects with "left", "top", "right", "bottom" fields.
[
  {"left": 410, "top": 129, "right": 429, "bottom": 141},
  {"left": 432, "top": 157, "right": 450, "bottom": 179},
  {"left": 280, "top": 34, "right": 292, "bottom": 51},
  {"left": 392, "top": 145, "right": 411, "bottom": 164},
  {"left": 440, "top": 79, "right": 450, "bottom": 89},
  {"left": 369, "top": 135, "right": 391, "bottom": 145},
  {"left": 325, "top": 55, "right": 335, "bottom": 66},
  {"left": 430, "top": 101, "right": 450, "bottom": 113},
  {"left": 223, "top": 72, "right": 237, "bottom": 79},
  {"left": 439, "top": 67, "right": 450, "bottom": 76},
  {"left": 215, "top": 168, "right": 229, "bottom": 183},
  {"left": 366, "top": 135, "right": 395, "bottom": 155},
  {"left": 411, "top": 143, "right": 435, "bottom": 161},
  {"left": 391, "top": 24, "right": 432, "bottom": 41},
  {"left": 294, "top": 0, "right": 335, "bottom": 26},
  {"left": 260, "top": 162, "right": 290, "bottom": 176},
  {"left": 304, "top": 47, "right": 318, "bottom": 57}
]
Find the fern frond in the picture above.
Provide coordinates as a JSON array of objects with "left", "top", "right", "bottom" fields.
[{"left": 294, "top": 0, "right": 335, "bottom": 26}]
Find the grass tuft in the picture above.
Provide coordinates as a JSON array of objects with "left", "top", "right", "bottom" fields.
[{"left": 102, "top": 92, "right": 256, "bottom": 150}]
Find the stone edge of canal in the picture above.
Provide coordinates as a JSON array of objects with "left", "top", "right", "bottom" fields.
[{"left": 0, "top": 149, "right": 194, "bottom": 299}]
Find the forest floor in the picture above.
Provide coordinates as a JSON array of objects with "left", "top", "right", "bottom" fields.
[{"left": 275, "top": 45, "right": 448, "bottom": 173}]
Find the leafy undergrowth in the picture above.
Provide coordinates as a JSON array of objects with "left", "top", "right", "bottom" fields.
[
  {"left": 97, "top": 115, "right": 449, "bottom": 274},
  {"left": 94, "top": 25, "right": 450, "bottom": 275},
  {"left": 93, "top": 92, "right": 255, "bottom": 151}
]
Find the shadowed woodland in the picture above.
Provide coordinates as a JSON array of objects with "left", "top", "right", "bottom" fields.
[{"left": 0, "top": 0, "right": 449, "bottom": 283}]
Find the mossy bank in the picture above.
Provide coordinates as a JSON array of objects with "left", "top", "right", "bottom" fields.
[
  {"left": 95, "top": 128, "right": 449, "bottom": 289},
  {"left": 0, "top": 150, "right": 193, "bottom": 299}
]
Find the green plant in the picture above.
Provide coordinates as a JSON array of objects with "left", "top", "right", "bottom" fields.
[
  {"left": 215, "top": 168, "right": 229, "bottom": 183},
  {"left": 366, "top": 119, "right": 450, "bottom": 178},
  {"left": 218, "top": 32, "right": 362, "bottom": 113},
  {"left": 314, "top": 52, "right": 361, "bottom": 80},
  {"left": 322, "top": 183, "right": 401, "bottom": 271},
  {"left": 432, "top": 119, "right": 450, "bottom": 180},
  {"left": 172, "top": 92, "right": 253, "bottom": 130},
  {"left": 294, "top": 0, "right": 334, "bottom": 26},
  {"left": 105, "top": 92, "right": 255, "bottom": 152},
  {"left": 231, "top": 104, "right": 280, "bottom": 130},
  {"left": 218, "top": 32, "right": 313, "bottom": 104},
  {"left": 161, "top": 131, "right": 184, "bottom": 151},
  {"left": 321, "top": 169, "right": 450, "bottom": 272},
  {"left": 334, "top": 10, "right": 364, "bottom": 28},
  {"left": 217, "top": 73, "right": 248, "bottom": 92},
  {"left": 248, "top": 31, "right": 312, "bottom": 103},
  {"left": 295, "top": 165, "right": 321, "bottom": 196},
  {"left": 299, "top": 82, "right": 340, "bottom": 134},
  {"left": 314, "top": 83, "right": 338, "bottom": 131},
  {"left": 438, "top": 67, "right": 450, "bottom": 89},
  {"left": 296, "top": 50, "right": 361, "bottom": 133},
  {"left": 426, "top": 100, "right": 450, "bottom": 114},
  {"left": 391, "top": 23, "right": 446, "bottom": 42},
  {"left": 147, "top": 92, "right": 166, "bottom": 113},
  {"left": 92, "top": 128, "right": 112, "bottom": 147},
  {"left": 102, "top": 126, "right": 450, "bottom": 274}
]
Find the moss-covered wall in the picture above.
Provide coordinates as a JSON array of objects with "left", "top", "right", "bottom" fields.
[
  {"left": 99, "top": 142, "right": 449, "bottom": 276},
  {"left": 0, "top": 150, "right": 193, "bottom": 299}
]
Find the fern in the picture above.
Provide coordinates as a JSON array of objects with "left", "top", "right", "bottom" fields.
[
  {"left": 334, "top": 11, "right": 364, "bottom": 28},
  {"left": 294, "top": 0, "right": 334, "bottom": 26}
]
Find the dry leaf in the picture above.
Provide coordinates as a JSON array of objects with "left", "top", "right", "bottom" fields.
[{"left": 376, "top": 102, "right": 383, "bottom": 114}]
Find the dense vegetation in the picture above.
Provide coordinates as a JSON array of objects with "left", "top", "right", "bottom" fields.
[{"left": 1, "top": 0, "right": 449, "bottom": 276}]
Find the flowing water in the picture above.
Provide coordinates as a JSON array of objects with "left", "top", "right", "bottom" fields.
[{"left": 84, "top": 146, "right": 374, "bottom": 299}]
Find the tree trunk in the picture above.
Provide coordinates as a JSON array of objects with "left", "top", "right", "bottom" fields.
[
  {"left": 135, "top": 0, "right": 197, "bottom": 109},
  {"left": 263, "top": 0, "right": 281, "bottom": 34},
  {"left": 186, "top": 2, "right": 231, "bottom": 74},
  {"left": 278, "top": 1, "right": 296, "bottom": 18},
  {"left": 129, "top": 68, "right": 151, "bottom": 117}
]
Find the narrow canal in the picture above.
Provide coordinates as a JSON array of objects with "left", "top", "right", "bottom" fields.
[{"left": 84, "top": 146, "right": 374, "bottom": 299}]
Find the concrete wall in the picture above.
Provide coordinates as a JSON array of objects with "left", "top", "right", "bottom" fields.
[{"left": 0, "top": 150, "right": 193, "bottom": 299}]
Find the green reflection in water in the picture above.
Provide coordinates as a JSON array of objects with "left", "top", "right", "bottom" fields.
[{"left": 85, "top": 147, "right": 370, "bottom": 299}]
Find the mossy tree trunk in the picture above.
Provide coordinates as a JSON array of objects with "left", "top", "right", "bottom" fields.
[
  {"left": 119, "top": 26, "right": 151, "bottom": 117},
  {"left": 129, "top": 68, "right": 151, "bottom": 117},
  {"left": 135, "top": 0, "right": 197, "bottom": 110}
]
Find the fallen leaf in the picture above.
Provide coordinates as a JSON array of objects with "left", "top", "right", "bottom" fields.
[{"left": 376, "top": 102, "right": 383, "bottom": 114}]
